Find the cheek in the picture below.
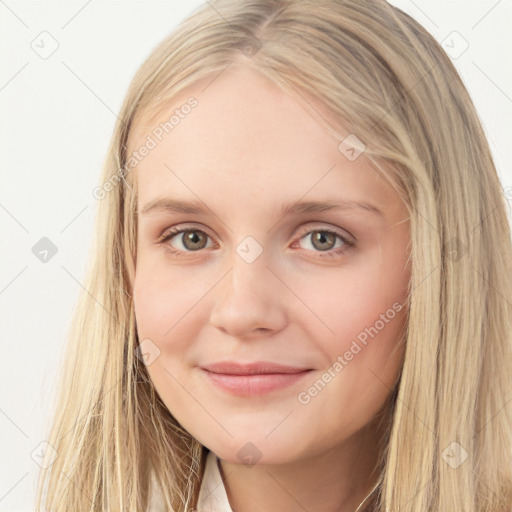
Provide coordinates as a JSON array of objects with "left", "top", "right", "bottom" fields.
[
  {"left": 286, "top": 251, "right": 409, "bottom": 406},
  {"left": 132, "top": 259, "right": 216, "bottom": 392},
  {"left": 132, "top": 265, "right": 205, "bottom": 417},
  {"left": 291, "top": 253, "right": 408, "bottom": 349},
  {"left": 133, "top": 272, "right": 173, "bottom": 339},
  {"left": 133, "top": 255, "right": 208, "bottom": 340}
]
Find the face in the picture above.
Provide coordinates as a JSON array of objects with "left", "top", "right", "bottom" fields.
[{"left": 130, "top": 65, "right": 411, "bottom": 465}]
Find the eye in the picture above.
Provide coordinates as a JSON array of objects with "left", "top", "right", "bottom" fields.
[
  {"left": 294, "top": 228, "right": 355, "bottom": 257},
  {"left": 158, "top": 227, "right": 215, "bottom": 253},
  {"left": 158, "top": 225, "right": 355, "bottom": 258}
]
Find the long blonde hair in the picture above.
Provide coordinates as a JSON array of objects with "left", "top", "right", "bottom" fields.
[{"left": 36, "top": 1, "right": 512, "bottom": 510}]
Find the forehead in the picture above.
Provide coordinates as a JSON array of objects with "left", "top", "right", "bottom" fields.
[{"left": 129, "top": 66, "right": 399, "bottom": 216}]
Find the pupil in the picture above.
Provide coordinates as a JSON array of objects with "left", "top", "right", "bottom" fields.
[{"left": 314, "top": 231, "right": 334, "bottom": 251}]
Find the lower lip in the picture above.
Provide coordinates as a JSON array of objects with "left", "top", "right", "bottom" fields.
[{"left": 202, "top": 369, "right": 313, "bottom": 396}]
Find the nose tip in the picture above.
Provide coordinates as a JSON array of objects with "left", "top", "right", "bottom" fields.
[{"left": 209, "top": 258, "right": 287, "bottom": 339}]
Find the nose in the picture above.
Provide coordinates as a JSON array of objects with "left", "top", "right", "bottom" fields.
[{"left": 209, "top": 248, "right": 288, "bottom": 339}]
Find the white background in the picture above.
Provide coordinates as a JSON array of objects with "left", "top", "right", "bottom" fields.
[{"left": 0, "top": 1, "right": 511, "bottom": 510}]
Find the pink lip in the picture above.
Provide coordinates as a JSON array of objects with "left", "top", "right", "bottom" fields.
[{"left": 200, "top": 361, "right": 313, "bottom": 396}]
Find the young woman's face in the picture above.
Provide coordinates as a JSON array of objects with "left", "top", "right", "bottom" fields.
[{"left": 131, "top": 66, "right": 411, "bottom": 464}]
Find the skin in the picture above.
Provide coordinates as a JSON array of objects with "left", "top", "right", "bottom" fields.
[{"left": 130, "top": 65, "right": 411, "bottom": 512}]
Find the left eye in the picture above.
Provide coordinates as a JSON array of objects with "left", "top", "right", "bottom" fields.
[
  {"left": 159, "top": 227, "right": 354, "bottom": 256},
  {"left": 160, "top": 228, "right": 213, "bottom": 252},
  {"left": 297, "top": 229, "right": 353, "bottom": 253}
]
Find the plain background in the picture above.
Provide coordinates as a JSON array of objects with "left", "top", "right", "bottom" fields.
[{"left": 0, "top": 1, "right": 511, "bottom": 510}]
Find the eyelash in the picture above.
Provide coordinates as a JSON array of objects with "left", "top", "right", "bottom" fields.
[{"left": 157, "top": 225, "right": 355, "bottom": 259}]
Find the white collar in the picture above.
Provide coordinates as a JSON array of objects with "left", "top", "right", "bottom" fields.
[{"left": 197, "top": 450, "right": 233, "bottom": 511}]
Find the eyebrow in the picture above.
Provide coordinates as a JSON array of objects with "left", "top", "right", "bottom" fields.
[{"left": 140, "top": 197, "right": 383, "bottom": 218}]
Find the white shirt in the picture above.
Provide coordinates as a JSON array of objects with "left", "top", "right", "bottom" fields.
[
  {"left": 196, "top": 450, "right": 233, "bottom": 511},
  {"left": 149, "top": 450, "right": 233, "bottom": 512}
]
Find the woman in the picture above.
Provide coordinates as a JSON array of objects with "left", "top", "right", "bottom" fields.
[{"left": 36, "top": 1, "right": 512, "bottom": 510}]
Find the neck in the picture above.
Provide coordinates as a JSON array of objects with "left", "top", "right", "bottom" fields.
[{"left": 218, "top": 419, "right": 385, "bottom": 512}]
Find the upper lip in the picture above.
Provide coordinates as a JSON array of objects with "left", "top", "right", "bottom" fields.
[{"left": 201, "top": 361, "right": 312, "bottom": 375}]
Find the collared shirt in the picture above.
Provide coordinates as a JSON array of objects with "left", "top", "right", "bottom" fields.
[{"left": 196, "top": 450, "right": 233, "bottom": 511}]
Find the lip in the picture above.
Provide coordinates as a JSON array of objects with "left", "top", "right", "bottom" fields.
[
  {"left": 200, "top": 361, "right": 313, "bottom": 396},
  {"left": 201, "top": 361, "right": 311, "bottom": 375}
]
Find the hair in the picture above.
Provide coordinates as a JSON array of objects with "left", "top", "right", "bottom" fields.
[{"left": 36, "top": 0, "right": 512, "bottom": 510}]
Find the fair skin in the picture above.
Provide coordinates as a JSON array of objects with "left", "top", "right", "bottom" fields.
[{"left": 130, "top": 65, "right": 411, "bottom": 512}]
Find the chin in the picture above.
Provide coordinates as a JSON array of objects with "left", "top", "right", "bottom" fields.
[{"left": 206, "top": 437, "right": 304, "bottom": 466}]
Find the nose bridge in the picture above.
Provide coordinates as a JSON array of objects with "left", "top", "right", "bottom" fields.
[
  {"left": 209, "top": 236, "right": 287, "bottom": 336},
  {"left": 221, "top": 236, "right": 272, "bottom": 307}
]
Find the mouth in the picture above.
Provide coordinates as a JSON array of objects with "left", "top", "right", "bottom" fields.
[{"left": 200, "top": 361, "right": 313, "bottom": 396}]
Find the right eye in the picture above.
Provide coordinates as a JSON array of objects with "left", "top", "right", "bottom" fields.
[{"left": 159, "top": 227, "right": 216, "bottom": 254}]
